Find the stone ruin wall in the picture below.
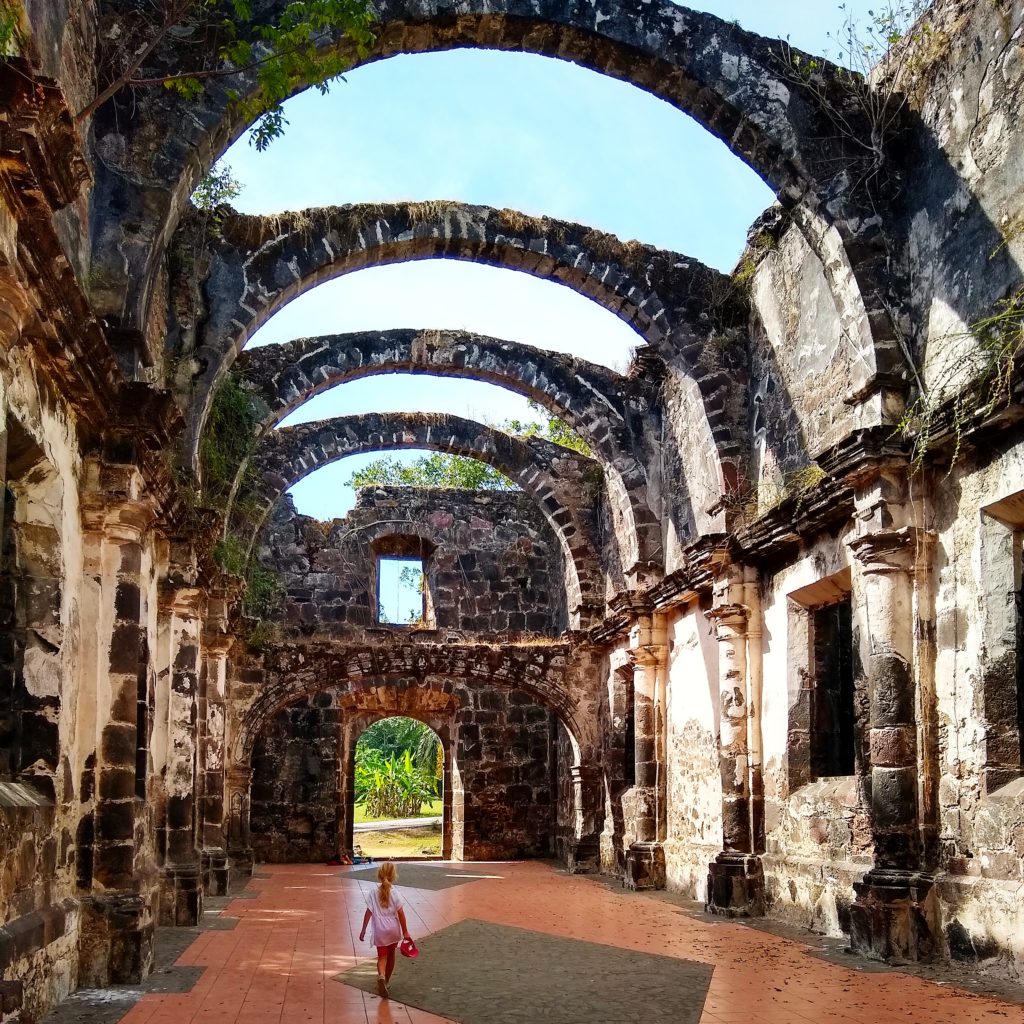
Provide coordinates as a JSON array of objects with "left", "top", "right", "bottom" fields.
[
  {"left": 0, "top": 0, "right": 1023, "bottom": 1015},
  {"left": 250, "top": 692, "right": 343, "bottom": 864},
  {"left": 638, "top": 0, "right": 1024, "bottom": 955},
  {"left": 246, "top": 675, "right": 566, "bottom": 864},
  {"left": 261, "top": 488, "right": 568, "bottom": 638},
  {"left": 247, "top": 488, "right": 572, "bottom": 863}
]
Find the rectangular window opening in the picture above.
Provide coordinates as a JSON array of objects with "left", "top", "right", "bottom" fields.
[
  {"left": 810, "top": 596, "right": 856, "bottom": 778},
  {"left": 377, "top": 556, "right": 426, "bottom": 626}
]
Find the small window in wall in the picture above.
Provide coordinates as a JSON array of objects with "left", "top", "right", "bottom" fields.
[
  {"left": 788, "top": 568, "right": 857, "bottom": 790},
  {"left": 377, "top": 556, "right": 426, "bottom": 625},
  {"left": 810, "top": 597, "right": 856, "bottom": 778}
]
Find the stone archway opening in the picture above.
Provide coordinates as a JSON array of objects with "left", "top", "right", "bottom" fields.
[{"left": 351, "top": 716, "right": 446, "bottom": 861}]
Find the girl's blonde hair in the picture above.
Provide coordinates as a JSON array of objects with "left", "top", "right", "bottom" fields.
[{"left": 377, "top": 861, "right": 397, "bottom": 908}]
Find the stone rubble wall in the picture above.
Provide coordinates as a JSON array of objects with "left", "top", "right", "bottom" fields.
[
  {"left": 250, "top": 693, "right": 343, "bottom": 864},
  {"left": 260, "top": 488, "right": 569, "bottom": 637},
  {"left": 246, "top": 682, "right": 564, "bottom": 863}
]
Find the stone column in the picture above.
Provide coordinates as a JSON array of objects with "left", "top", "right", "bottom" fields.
[
  {"left": 199, "top": 629, "right": 232, "bottom": 896},
  {"left": 847, "top": 474, "right": 936, "bottom": 961},
  {"left": 156, "top": 585, "right": 204, "bottom": 926},
  {"left": 226, "top": 764, "right": 254, "bottom": 885},
  {"left": 78, "top": 479, "right": 157, "bottom": 986},
  {"left": 624, "top": 606, "right": 668, "bottom": 890},
  {"left": 705, "top": 565, "right": 765, "bottom": 916},
  {"left": 567, "top": 764, "right": 602, "bottom": 874}
]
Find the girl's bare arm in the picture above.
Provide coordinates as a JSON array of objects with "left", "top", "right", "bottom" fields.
[
  {"left": 397, "top": 906, "right": 412, "bottom": 940},
  {"left": 359, "top": 908, "right": 372, "bottom": 940}
]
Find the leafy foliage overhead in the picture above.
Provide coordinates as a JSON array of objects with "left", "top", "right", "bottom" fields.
[
  {"left": 78, "top": 0, "right": 376, "bottom": 150},
  {"left": 348, "top": 402, "right": 593, "bottom": 492}
]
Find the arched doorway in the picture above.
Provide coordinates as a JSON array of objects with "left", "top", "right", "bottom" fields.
[{"left": 351, "top": 717, "right": 446, "bottom": 860}]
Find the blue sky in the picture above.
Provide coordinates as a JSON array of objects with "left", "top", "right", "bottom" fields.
[{"left": 224, "top": 0, "right": 879, "bottom": 520}]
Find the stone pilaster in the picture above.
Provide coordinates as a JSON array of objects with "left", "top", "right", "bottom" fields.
[
  {"left": 847, "top": 471, "right": 936, "bottom": 961},
  {"left": 155, "top": 584, "right": 204, "bottom": 926},
  {"left": 226, "top": 764, "right": 254, "bottom": 886},
  {"left": 567, "top": 764, "right": 602, "bottom": 874},
  {"left": 624, "top": 606, "right": 668, "bottom": 890},
  {"left": 78, "top": 470, "right": 157, "bottom": 986},
  {"left": 706, "top": 565, "right": 765, "bottom": 917},
  {"left": 199, "top": 620, "right": 232, "bottom": 896}
]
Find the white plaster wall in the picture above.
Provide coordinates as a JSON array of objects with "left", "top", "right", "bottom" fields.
[
  {"left": 748, "top": 223, "right": 857, "bottom": 496},
  {"left": 759, "top": 530, "right": 870, "bottom": 933},
  {"left": 664, "top": 605, "right": 721, "bottom": 898},
  {"left": 930, "top": 442, "right": 1024, "bottom": 976}
]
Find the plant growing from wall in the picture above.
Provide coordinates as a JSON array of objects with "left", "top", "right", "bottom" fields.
[
  {"left": 202, "top": 372, "right": 288, "bottom": 643},
  {"left": 0, "top": 1, "right": 24, "bottom": 56},
  {"left": 897, "top": 287, "right": 1024, "bottom": 470},
  {"left": 77, "top": 0, "right": 376, "bottom": 150},
  {"left": 201, "top": 372, "right": 261, "bottom": 508},
  {"left": 192, "top": 162, "right": 243, "bottom": 215},
  {"left": 777, "top": 1, "right": 935, "bottom": 197}
]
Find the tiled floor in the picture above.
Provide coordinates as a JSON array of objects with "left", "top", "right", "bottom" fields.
[{"left": 113, "top": 862, "right": 1022, "bottom": 1024}]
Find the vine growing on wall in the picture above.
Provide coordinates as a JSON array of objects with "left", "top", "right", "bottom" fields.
[
  {"left": 0, "top": 1, "right": 24, "bottom": 56},
  {"left": 202, "top": 372, "right": 286, "bottom": 646}
]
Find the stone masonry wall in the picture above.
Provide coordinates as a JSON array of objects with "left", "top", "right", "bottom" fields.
[
  {"left": 260, "top": 488, "right": 568, "bottom": 637},
  {"left": 249, "top": 693, "right": 343, "bottom": 864},
  {"left": 455, "top": 693, "right": 558, "bottom": 861},
  {"left": 243, "top": 679, "right": 562, "bottom": 863}
]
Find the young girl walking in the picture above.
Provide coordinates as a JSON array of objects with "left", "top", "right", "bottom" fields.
[{"left": 359, "top": 862, "right": 413, "bottom": 999}]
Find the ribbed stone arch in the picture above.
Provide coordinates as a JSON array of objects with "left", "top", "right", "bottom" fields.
[
  {"left": 228, "top": 641, "right": 595, "bottom": 767},
  {"left": 189, "top": 202, "right": 744, "bottom": 540},
  {"left": 235, "top": 328, "right": 661, "bottom": 573},
  {"left": 92, "top": 0, "right": 895, "bottom": 397},
  {"left": 247, "top": 411, "right": 610, "bottom": 626}
]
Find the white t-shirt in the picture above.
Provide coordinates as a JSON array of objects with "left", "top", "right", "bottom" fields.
[{"left": 365, "top": 886, "right": 404, "bottom": 947}]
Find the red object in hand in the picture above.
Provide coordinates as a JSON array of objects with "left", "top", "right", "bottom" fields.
[{"left": 399, "top": 938, "right": 419, "bottom": 959}]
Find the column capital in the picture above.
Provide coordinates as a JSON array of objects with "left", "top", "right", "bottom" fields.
[
  {"left": 203, "top": 633, "right": 235, "bottom": 657},
  {"left": 159, "top": 583, "right": 205, "bottom": 618},
  {"left": 626, "top": 606, "right": 667, "bottom": 654},
  {"left": 81, "top": 493, "right": 157, "bottom": 544},
  {"left": 706, "top": 601, "right": 749, "bottom": 632},
  {"left": 848, "top": 526, "right": 934, "bottom": 575},
  {"left": 570, "top": 764, "right": 601, "bottom": 785}
]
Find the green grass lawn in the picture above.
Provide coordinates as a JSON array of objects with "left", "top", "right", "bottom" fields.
[
  {"left": 357, "top": 823, "right": 442, "bottom": 859},
  {"left": 353, "top": 798, "right": 443, "bottom": 824}
]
